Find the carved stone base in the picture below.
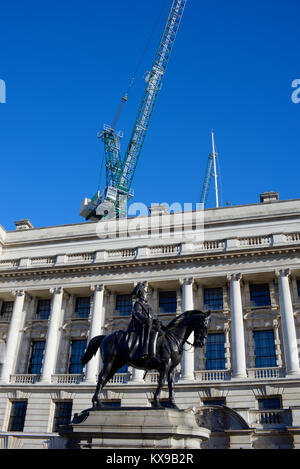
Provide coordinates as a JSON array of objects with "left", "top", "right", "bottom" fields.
[{"left": 58, "top": 407, "right": 211, "bottom": 449}]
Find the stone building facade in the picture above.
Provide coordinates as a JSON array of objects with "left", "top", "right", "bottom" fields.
[{"left": 0, "top": 194, "right": 300, "bottom": 449}]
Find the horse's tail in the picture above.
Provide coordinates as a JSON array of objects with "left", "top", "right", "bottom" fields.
[{"left": 81, "top": 335, "right": 105, "bottom": 365}]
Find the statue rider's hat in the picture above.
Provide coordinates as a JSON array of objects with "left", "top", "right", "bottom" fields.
[{"left": 131, "top": 281, "right": 148, "bottom": 298}]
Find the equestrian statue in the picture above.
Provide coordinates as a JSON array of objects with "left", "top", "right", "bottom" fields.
[{"left": 81, "top": 281, "right": 210, "bottom": 409}]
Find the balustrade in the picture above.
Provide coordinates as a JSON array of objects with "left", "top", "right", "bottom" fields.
[
  {"left": 108, "top": 373, "right": 130, "bottom": 385},
  {"left": 247, "top": 367, "right": 283, "bottom": 379},
  {"left": 7, "top": 367, "right": 288, "bottom": 386},
  {"left": 10, "top": 374, "right": 40, "bottom": 384},
  {"left": 194, "top": 370, "right": 231, "bottom": 382},
  {"left": 249, "top": 409, "right": 292, "bottom": 427},
  {"left": 0, "top": 231, "right": 300, "bottom": 269},
  {"left": 51, "top": 374, "right": 83, "bottom": 384}
]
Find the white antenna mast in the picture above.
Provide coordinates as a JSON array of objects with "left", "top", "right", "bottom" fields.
[
  {"left": 211, "top": 130, "right": 219, "bottom": 208},
  {"left": 200, "top": 130, "right": 221, "bottom": 208}
]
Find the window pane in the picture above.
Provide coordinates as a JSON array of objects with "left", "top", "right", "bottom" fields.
[
  {"left": 203, "top": 399, "right": 225, "bottom": 407},
  {"left": 297, "top": 280, "right": 300, "bottom": 298},
  {"left": 250, "top": 284, "right": 271, "bottom": 307},
  {"left": 205, "top": 333, "right": 225, "bottom": 370},
  {"left": 28, "top": 341, "right": 45, "bottom": 374},
  {"left": 0, "top": 301, "right": 14, "bottom": 321},
  {"left": 159, "top": 291, "right": 177, "bottom": 314},
  {"left": 74, "top": 297, "right": 91, "bottom": 319},
  {"left": 69, "top": 340, "right": 87, "bottom": 374},
  {"left": 53, "top": 401, "right": 73, "bottom": 432},
  {"left": 258, "top": 397, "right": 281, "bottom": 410},
  {"left": 204, "top": 288, "right": 223, "bottom": 310},
  {"left": 102, "top": 401, "right": 121, "bottom": 408},
  {"left": 36, "top": 299, "right": 51, "bottom": 320},
  {"left": 253, "top": 330, "right": 276, "bottom": 367},
  {"left": 8, "top": 401, "right": 27, "bottom": 432},
  {"left": 116, "top": 295, "right": 132, "bottom": 316}
]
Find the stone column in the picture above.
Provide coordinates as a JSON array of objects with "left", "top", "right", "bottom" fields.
[
  {"left": 85, "top": 285, "right": 105, "bottom": 383},
  {"left": 181, "top": 278, "right": 195, "bottom": 381},
  {"left": 276, "top": 269, "right": 300, "bottom": 375},
  {"left": 228, "top": 274, "right": 247, "bottom": 379},
  {"left": 40, "top": 287, "right": 64, "bottom": 383},
  {"left": 0, "top": 290, "right": 26, "bottom": 383}
]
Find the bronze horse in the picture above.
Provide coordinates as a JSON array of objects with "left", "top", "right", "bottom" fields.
[{"left": 81, "top": 309, "right": 210, "bottom": 409}]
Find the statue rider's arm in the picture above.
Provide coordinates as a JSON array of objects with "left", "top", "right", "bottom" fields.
[{"left": 132, "top": 302, "right": 147, "bottom": 324}]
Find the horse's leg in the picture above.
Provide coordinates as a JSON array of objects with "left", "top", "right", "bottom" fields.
[
  {"left": 92, "top": 368, "right": 105, "bottom": 409},
  {"left": 92, "top": 357, "right": 127, "bottom": 409},
  {"left": 153, "top": 365, "right": 168, "bottom": 408},
  {"left": 167, "top": 367, "right": 177, "bottom": 408},
  {"left": 92, "top": 359, "right": 116, "bottom": 409}
]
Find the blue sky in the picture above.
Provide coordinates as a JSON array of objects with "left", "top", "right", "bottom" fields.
[{"left": 0, "top": 0, "right": 299, "bottom": 230}]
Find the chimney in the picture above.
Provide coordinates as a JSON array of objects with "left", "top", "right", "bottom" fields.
[
  {"left": 14, "top": 219, "right": 34, "bottom": 231},
  {"left": 149, "top": 204, "right": 169, "bottom": 215},
  {"left": 260, "top": 191, "right": 279, "bottom": 204}
]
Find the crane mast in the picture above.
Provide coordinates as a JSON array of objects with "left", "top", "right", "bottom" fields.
[
  {"left": 80, "top": 0, "right": 187, "bottom": 221},
  {"left": 200, "top": 131, "right": 220, "bottom": 208}
]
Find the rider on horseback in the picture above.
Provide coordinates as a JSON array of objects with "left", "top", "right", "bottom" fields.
[{"left": 127, "top": 282, "right": 162, "bottom": 366}]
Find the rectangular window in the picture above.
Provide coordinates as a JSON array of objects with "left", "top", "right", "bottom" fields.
[
  {"left": 253, "top": 330, "right": 276, "bottom": 368},
  {"left": 28, "top": 340, "right": 45, "bottom": 374},
  {"left": 8, "top": 401, "right": 28, "bottom": 432},
  {"left": 150, "top": 400, "right": 175, "bottom": 409},
  {"left": 159, "top": 291, "right": 177, "bottom": 314},
  {"left": 36, "top": 299, "right": 51, "bottom": 320},
  {"left": 53, "top": 401, "right": 73, "bottom": 432},
  {"left": 116, "top": 295, "right": 132, "bottom": 316},
  {"left": 74, "top": 297, "right": 91, "bottom": 319},
  {"left": 102, "top": 400, "right": 121, "bottom": 408},
  {"left": 257, "top": 397, "right": 281, "bottom": 425},
  {"left": 250, "top": 284, "right": 271, "bottom": 307},
  {"left": 297, "top": 280, "right": 300, "bottom": 298},
  {"left": 204, "top": 288, "right": 223, "bottom": 310},
  {"left": 205, "top": 333, "right": 226, "bottom": 370},
  {"left": 203, "top": 399, "right": 226, "bottom": 407},
  {"left": 257, "top": 397, "right": 281, "bottom": 410},
  {"left": 0, "top": 301, "right": 14, "bottom": 321},
  {"left": 69, "top": 340, "right": 87, "bottom": 374}
]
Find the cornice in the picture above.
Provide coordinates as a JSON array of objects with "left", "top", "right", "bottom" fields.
[{"left": 0, "top": 243, "right": 299, "bottom": 281}]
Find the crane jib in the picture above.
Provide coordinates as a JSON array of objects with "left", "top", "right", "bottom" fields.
[{"left": 118, "top": 0, "right": 187, "bottom": 192}]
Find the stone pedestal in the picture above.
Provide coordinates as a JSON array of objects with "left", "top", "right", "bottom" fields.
[{"left": 59, "top": 408, "right": 210, "bottom": 449}]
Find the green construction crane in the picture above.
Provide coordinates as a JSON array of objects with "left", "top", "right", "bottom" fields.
[{"left": 80, "top": 0, "right": 187, "bottom": 221}]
